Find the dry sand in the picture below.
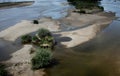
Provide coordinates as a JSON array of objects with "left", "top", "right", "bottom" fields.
[
  {"left": 0, "top": 11, "right": 115, "bottom": 76},
  {"left": 0, "top": 18, "right": 60, "bottom": 41},
  {"left": 5, "top": 45, "right": 45, "bottom": 76},
  {"left": 57, "top": 12, "right": 115, "bottom": 48}
]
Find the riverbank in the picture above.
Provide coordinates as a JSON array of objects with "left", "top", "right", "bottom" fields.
[
  {"left": 0, "top": 3, "right": 116, "bottom": 76},
  {"left": 0, "top": 1, "right": 34, "bottom": 9}
]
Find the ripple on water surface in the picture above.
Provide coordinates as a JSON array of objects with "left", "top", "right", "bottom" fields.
[
  {"left": 46, "top": 0, "right": 120, "bottom": 76},
  {"left": 0, "top": 0, "right": 70, "bottom": 31}
]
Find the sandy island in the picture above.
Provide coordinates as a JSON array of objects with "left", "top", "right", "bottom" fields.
[{"left": 0, "top": 8, "right": 116, "bottom": 76}]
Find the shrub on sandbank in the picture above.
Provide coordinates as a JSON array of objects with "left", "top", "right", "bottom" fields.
[{"left": 31, "top": 48, "right": 53, "bottom": 69}]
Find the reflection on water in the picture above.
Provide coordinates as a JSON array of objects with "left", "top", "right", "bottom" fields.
[{"left": 46, "top": 0, "right": 120, "bottom": 76}]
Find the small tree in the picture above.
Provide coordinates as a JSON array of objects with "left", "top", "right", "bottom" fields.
[
  {"left": 31, "top": 48, "right": 53, "bottom": 69},
  {"left": 36, "top": 28, "right": 52, "bottom": 39}
]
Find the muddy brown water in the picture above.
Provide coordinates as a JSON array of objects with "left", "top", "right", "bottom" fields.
[{"left": 46, "top": 0, "right": 120, "bottom": 76}]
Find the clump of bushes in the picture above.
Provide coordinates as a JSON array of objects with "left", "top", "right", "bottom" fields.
[
  {"left": 33, "top": 20, "right": 39, "bottom": 24},
  {"left": 21, "top": 34, "right": 32, "bottom": 44},
  {"left": 67, "top": 0, "right": 102, "bottom": 10},
  {"left": 21, "top": 28, "right": 57, "bottom": 70},
  {"left": 37, "top": 28, "right": 52, "bottom": 38},
  {"left": 31, "top": 36, "right": 39, "bottom": 44},
  {"left": 0, "top": 64, "right": 8, "bottom": 76},
  {"left": 21, "top": 28, "right": 55, "bottom": 49},
  {"left": 31, "top": 48, "right": 53, "bottom": 69}
]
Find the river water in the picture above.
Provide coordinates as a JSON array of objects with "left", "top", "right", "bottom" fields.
[
  {"left": 0, "top": 0, "right": 70, "bottom": 31},
  {"left": 0, "top": 0, "right": 71, "bottom": 61},
  {"left": 46, "top": 0, "right": 120, "bottom": 76},
  {"left": 0, "top": 0, "right": 120, "bottom": 76},
  {"left": 0, "top": 0, "right": 33, "bottom": 3}
]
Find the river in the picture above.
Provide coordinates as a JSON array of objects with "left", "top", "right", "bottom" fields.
[
  {"left": 46, "top": 0, "right": 120, "bottom": 76},
  {"left": 0, "top": 0, "right": 120, "bottom": 76},
  {"left": 0, "top": 0, "right": 71, "bottom": 61},
  {"left": 0, "top": 0, "right": 70, "bottom": 31}
]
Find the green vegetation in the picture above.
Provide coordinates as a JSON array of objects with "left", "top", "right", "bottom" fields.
[
  {"left": 37, "top": 28, "right": 52, "bottom": 38},
  {"left": 21, "top": 28, "right": 55, "bottom": 49},
  {"left": 20, "top": 28, "right": 55, "bottom": 48},
  {"left": 21, "top": 34, "right": 32, "bottom": 44},
  {"left": 67, "top": 0, "right": 101, "bottom": 9},
  {"left": 36, "top": 28, "right": 54, "bottom": 49},
  {"left": 21, "top": 28, "right": 56, "bottom": 70},
  {"left": 0, "top": 64, "right": 7, "bottom": 76},
  {"left": 67, "top": 0, "right": 103, "bottom": 13},
  {"left": 31, "top": 48, "right": 53, "bottom": 69},
  {"left": 31, "top": 36, "right": 39, "bottom": 44}
]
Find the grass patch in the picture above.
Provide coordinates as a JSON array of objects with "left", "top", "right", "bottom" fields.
[
  {"left": 20, "top": 28, "right": 57, "bottom": 70},
  {"left": 67, "top": 0, "right": 103, "bottom": 11},
  {"left": 21, "top": 34, "right": 32, "bottom": 44},
  {"left": 31, "top": 36, "right": 39, "bottom": 44},
  {"left": 21, "top": 28, "right": 55, "bottom": 49},
  {"left": 31, "top": 48, "right": 53, "bottom": 69},
  {"left": 37, "top": 28, "right": 52, "bottom": 38}
]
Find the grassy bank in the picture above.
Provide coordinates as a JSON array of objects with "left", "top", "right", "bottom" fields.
[
  {"left": 0, "top": 1, "right": 34, "bottom": 8},
  {"left": 67, "top": 0, "right": 103, "bottom": 10}
]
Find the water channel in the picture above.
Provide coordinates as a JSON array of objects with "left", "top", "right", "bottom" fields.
[
  {"left": 0, "top": 0, "right": 120, "bottom": 76},
  {"left": 0, "top": 0, "right": 70, "bottom": 31},
  {"left": 46, "top": 0, "right": 120, "bottom": 76}
]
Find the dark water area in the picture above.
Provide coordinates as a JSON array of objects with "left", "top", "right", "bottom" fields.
[
  {"left": 0, "top": 38, "right": 22, "bottom": 61},
  {"left": 46, "top": 0, "right": 120, "bottom": 76}
]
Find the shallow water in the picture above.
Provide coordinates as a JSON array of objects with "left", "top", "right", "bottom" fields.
[
  {"left": 0, "top": 0, "right": 33, "bottom": 3},
  {"left": 0, "top": 0, "right": 71, "bottom": 61},
  {"left": 46, "top": 0, "right": 120, "bottom": 76},
  {"left": 0, "top": 0, "right": 70, "bottom": 31}
]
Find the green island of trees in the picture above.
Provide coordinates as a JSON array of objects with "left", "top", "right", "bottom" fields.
[
  {"left": 67, "top": 0, "right": 103, "bottom": 13},
  {"left": 21, "top": 28, "right": 56, "bottom": 70},
  {"left": 21, "top": 28, "right": 55, "bottom": 49}
]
